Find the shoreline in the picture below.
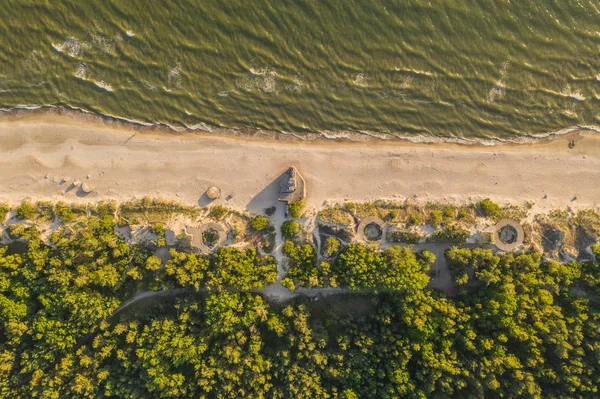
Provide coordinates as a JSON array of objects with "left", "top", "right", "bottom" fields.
[
  {"left": 0, "top": 105, "right": 591, "bottom": 146},
  {"left": 0, "top": 113, "right": 598, "bottom": 215}
]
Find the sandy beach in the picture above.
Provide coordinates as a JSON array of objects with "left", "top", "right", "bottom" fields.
[{"left": 0, "top": 114, "right": 598, "bottom": 214}]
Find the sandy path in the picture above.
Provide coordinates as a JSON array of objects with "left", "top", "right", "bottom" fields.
[{"left": 0, "top": 115, "right": 598, "bottom": 213}]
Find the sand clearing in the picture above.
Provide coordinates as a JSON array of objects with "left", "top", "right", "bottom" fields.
[{"left": 0, "top": 114, "right": 598, "bottom": 214}]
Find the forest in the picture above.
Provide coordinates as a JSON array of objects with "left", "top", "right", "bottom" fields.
[{"left": 1, "top": 212, "right": 600, "bottom": 398}]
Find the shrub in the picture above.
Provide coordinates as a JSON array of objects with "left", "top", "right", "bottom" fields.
[
  {"left": 318, "top": 208, "right": 353, "bottom": 226},
  {"left": 203, "top": 228, "right": 219, "bottom": 248},
  {"left": 433, "top": 225, "right": 470, "bottom": 244},
  {"left": 419, "top": 250, "right": 436, "bottom": 264},
  {"left": 408, "top": 213, "right": 422, "bottom": 225},
  {"left": 479, "top": 198, "right": 500, "bottom": 217},
  {"left": 281, "top": 220, "right": 299, "bottom": 239},
  {"left": 97, "top": 200, "right": 118, "bottom": 218},
  {"left": 154, "top": 224, "right": 167, "bottom": 246},
  {"left": 288, "top": 199, "right": 306, "bottom": 219},
  {"left": 385, "top": 209, "right": 399, "bottom": 222},
  {"left": 56, "top": 201, "right": 87, "bottom": 222},
  {"left": 35, "top": 201, "right": 55, "bottom": 221},
  {"left": 458, "top": 209, "right": 468, "bottom": 219},
  {"left": 145, "top": 255, "right": 162, "bottom": 271},
  {"left": 56, "top": 204, "right": 75, "bottom": 222},
  {"left": 429, "top": 210, "right": 442, "bottom": 226},
  {"left": 209, "top": 205, "right": 228, "bottom": 219},
  {"left": 281, "top": 277, "right": 296, "bottom": 291},
  {"left": 388, "top": 230, "right": 422, "bottom": 244},
  {"left": 153, "top": 223, "right": 166, "bottom": 235},
  {"left": 443, "top": 206, "right": 455, "bottom": 220},
  {"left": 251, "top": 216, "right": 270, "bottom": 232},
  {"left": 325, "top": 237, "right": 341, "bottom": 257},
  {"left": 0, "top": 203, "right": 9, "bottom": 223},
  {"left": 16, "top": 201, "right": 35, "bottom": 220}
]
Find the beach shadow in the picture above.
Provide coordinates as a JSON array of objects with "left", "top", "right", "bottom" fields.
[
  {"left": 198, "top": 192, "right": 215, "bottom": 207},
  {"left": 75, "top": 186, "right": 90, "bottom": 198},
  {"left": 65, "top": 183, "right": 76, "bottom": 193},
  {"left": 246, "top": 171, "right": 286, "bottom": 214}
]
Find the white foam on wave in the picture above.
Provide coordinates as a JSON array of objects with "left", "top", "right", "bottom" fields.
[
  {"left": 394, "top": 67, "right": 433, "bottom": 77},
  {"left": 168, "top": 65, "right": 182, "bottom": 88},
  {"left": 579, "top": 125, "right": 600, "bottom": 134},
  {"left": 570, "top": 90, "right": 585, "bottom": 101},
  {"left": 318, "top": 130, "right": 352, "bottom": 139},
  {"left": 559, "top": 83, "right": 586, "bottom": 101},
  {"left": 249, "top": 68, "right": 268, "bottom": 76},
  {"left": 51, "top": 37, "right": 88, "bottom": 57},
  {"left": 142, "top": 80, "right": 157, "bottom": 91},
  {"left": 487, "top": 61, "right": 510, "bottom": 103},
  {"left": 91, "top": 31, "right": 119, "bottom": 55},
  {"left": 236, "top": 68, "right": 278, "bottom": 93},
  {"left": 74, "top": 63, "right": 87, "bottom": 80},
  {"left": 353, "top": 73, "right": 368, "bottom": 87},
  {"left": 94, "top": 80, "right": 113, "bottom": 92},
  {"left": 286, "top": 76, "right": 307, "bottom": 93}
]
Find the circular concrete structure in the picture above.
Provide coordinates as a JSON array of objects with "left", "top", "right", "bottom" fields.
[
  {"left": 206, "top": 186, "right": 221, "bottom": 200},
  {"left": 493, "top": 219, "right": 524, "bottom": 251},
  {"left": 81, "top": 183, "right": 93, "bottom": 193},
  {"left": 188, "top": 222, "right": 226, "bottom": 253},
  {"left": 357, "top": 217, "right": 386, "bottom": 243}
]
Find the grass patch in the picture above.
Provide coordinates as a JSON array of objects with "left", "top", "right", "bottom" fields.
[
  {"left": 15, "top": 201, "right": 35, "bottom": 221},
  {"left": 35, "top": 201, "right": 55, "bottom": 222},
  {"left": 0, "top": 203, "right": 9, "bottom": 223},
  {"left": 209, "top": 205, "right": 228, "bottom": 220},
  {"left": 479, "top": 198, "right": 500, "bottom": 217},
  {"left": 96, "top": 200, "right": 118, "bottom": 218},
  {"left": 55, "top": 201, "right": 88, "bottom": 222},
  {"left": 119, "top": 197, "right": 199, "bottom": 225},
  {"left": 345, "top": 202, "right": 379, "bottom": 219},
  {"left": 497, "top": 204, "right": 528, "bottom": 222},
  {"left": 288, "top": 198, "right": 306, "bottom": 218},
  {"left": 432, "top": 225, "right": 470, "bottom": 244},
  {"left": 387, "top": 230, "right": 422, "bottom": 244},
  {"left": 318, "top": 207, "right": 354, "bottom": 226}
]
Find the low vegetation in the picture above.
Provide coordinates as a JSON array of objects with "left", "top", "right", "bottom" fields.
[
  {"left": 250, "top": 215, "right": 270, "bottom": 231},
  {"left": 324, "top": 236, "right": 341, "bottom": 257},
  {"left": 281, "top": 219, "right": 299, "bottom": 239},
  {"left": 432, "top": 225, "right": 471, "bottom": 244},
  {"left": 0, "top": 202, "right": 9, "bottom": 223},
  {"left": 479, "top": 197, "right": 500, "bottom": 217},
  {"left": 15, "top": 200, "right": 35, "bottom": 220},
  {"left": 288, "top": 198, "right": 306, "bottom": 218},
  {"left": 208, "top": 204, "right": 228, "bottom": 220},
  {"left": 387, "top": 229, "right": 422, "bottom": 244},
  {"left": 55, "top": 201, "right": 87, "bottom": 222},
  {"left": 317, "top": 207, "right": 354, "bottom": 226},
  {"left": 120, "top": 197, "right": 199, "bottom": 224}
]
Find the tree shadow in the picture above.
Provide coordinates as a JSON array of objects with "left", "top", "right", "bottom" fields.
[
  {"left": 246, "top": 170, "right": 287, "bottom": 214},
  {"left": 75, "top": 186, "right": 91, "bottom": 198},
  {"left": 65, "top": 183, "right": 77, "bottom": 193}
]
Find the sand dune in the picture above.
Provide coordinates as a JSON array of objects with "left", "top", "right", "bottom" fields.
[{"left": 0, "top": 114, "right": 598, "bottom": 214}]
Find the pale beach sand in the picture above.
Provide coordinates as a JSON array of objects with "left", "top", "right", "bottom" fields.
[{"left": 0, "top": 114, "right": 598, "bottom": 214}]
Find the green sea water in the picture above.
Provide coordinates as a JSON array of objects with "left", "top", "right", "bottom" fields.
[{"left": 1, "top": 0, "right": 599, "bottom": 139}]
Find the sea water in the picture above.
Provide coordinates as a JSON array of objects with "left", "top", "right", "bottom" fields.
[{"left": 0, "top": 0, "right": 599, "bottom": 140}]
